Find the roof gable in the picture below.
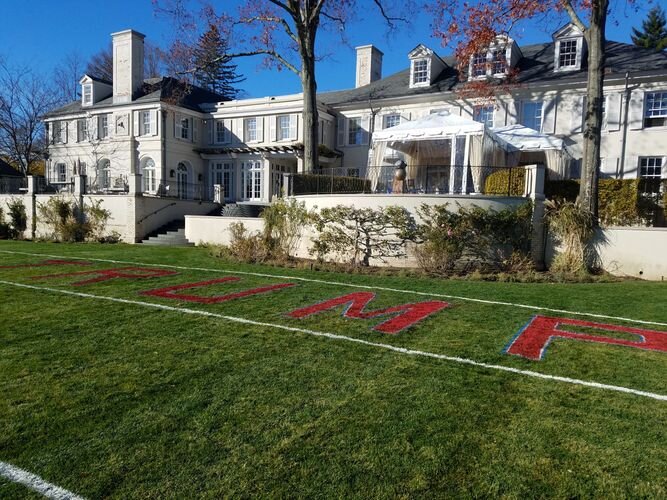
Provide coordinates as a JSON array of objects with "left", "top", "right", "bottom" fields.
[{"left": 553, "top": 22, "right": 584, "bottom": 40}]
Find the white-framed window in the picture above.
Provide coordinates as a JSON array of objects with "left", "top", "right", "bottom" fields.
[
  {"left": 558, "top": 39, "right": 578, "bottom": 68},
  {"left": 140, "top": 111, "right": 151, "bottom": 136},
  {"left": 82, "top": 84, "right": 92, "bottom": 106},
  {"left": 473, "top": 105, "right": 495, "bottom": 128},
  {"left": 244, "top": 117, "right": 257, "bottom": 142},
  {"left": 471, "top": 53, "right": 487, "bottom": 77},
  {"left": 56, "top": 163, "right": 67, "bottom": 182},
  {"left": 412, "top": 59, "right": 429, "bottom": 85},
  {"left": 52, "top": 121, "right": 65, "bottom": 144},
  {"left": 639, "top": 157, "right": 664, "bottom": 195},
  {"left": 347, "top": 117, "right": 367, "bottom": 145},
  {"left": 98, "top": 159, "right": 111, "bottom": 189},
  {"left": 276, "top": 115, "right": 297, "bottom": 141},
  {"left": 521, "top": 101, "right": 544, "bottom": 132},
  {"left": 77, "top": 119, "right": 89, "bottom": 142},
  {"left": 211, "top": 162, "right": 234, "bottom": 200},
  {"left": 644, "top": 92, "right": 667, "bottom": 128},
  {"left": 98, "top": 114, "right": 110, "bottom": 139},
  {"left": 383, "top": 114, "right": 401, "bottom": 129},
  {"left": 215, "top": 120, "right": 230, "bottom": 144},
  {"left": 242, "top": 160, "right": 262, "bottom": 200},
  {"left": 180, "top": 117, "right": 190, "bottom": 140},
  {"left": 491, "top": 48, "right": 507, "bottom": 75},
  {"left": 142, "top": 157, "right": 157, "bottom": 193}
]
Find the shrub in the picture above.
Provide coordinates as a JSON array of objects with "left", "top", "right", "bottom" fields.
[
  {"left": 6, "top": 198, "right": 27, "bottom": 238},
  {"left": 37, "top": 196, "right": 111, "bottom": 242},
  {"left": 292, "top": 174, "right": 371, "bottom": 195},
  {"left": 227, "top": 222, "right": 269, "bottom": 263},
  {"left": 414, "top": 202, "right": 533, "bottom": 275},
  {"left": 484, "top": 168, "right": 526, "bottom": 196},
  {"left": 545, "top": 199, "right": 595, "bottom": 274},
  {"left": 311, "top": 205, "right": 416, "bottom": 266},
  {"left": 262, "top": 198, "right": 315, "bottom": 259},
  {"left": 0, "top": 208, "right": 10, "bottom": 239}
]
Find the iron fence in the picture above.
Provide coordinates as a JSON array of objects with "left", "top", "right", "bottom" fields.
[
  {"left": 153, "top": 180, "right": 207, "bottom": 201},
  {"left": 290, "top": 165, "right": 531, "bottom": 197}
]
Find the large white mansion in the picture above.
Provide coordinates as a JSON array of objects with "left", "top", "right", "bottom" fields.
[{"left": 43, "top": 27, "right": 667, "bottom": 206}]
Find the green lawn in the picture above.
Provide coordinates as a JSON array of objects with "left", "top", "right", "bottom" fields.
[{"left": 0, "top": 241, "right": 665, "bottom": 498}]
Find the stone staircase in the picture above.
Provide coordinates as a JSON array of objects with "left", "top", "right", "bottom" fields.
[{"left": 140, "top": 219, "right": 193, "bottom": 246}]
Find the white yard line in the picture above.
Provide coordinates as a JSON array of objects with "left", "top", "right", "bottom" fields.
[
  {"left": 1, "top": 249, "right": 666, "bottom": 327},
  {"left": 0, "top": 461, "right": 85, "bottom": 500},
  {"left": 1, "top": 279, "right": 665, "bottom": 402}
]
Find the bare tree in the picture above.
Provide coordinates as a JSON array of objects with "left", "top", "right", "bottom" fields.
[
  {"left": 0, "top": 60, "right": 59, "bottom": 176},
  {"left": 53, "top": 52, "right": 86, "bottom": 104},
  {"left": 154, "top": 0, "right": 410, "bottom": 173},
  {"left": 87, "top": 42, "right": 167, "bottom": 82}
]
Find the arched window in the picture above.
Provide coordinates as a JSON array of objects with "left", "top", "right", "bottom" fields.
[
  {"left": 141, "top": 157, "right": 157, "bottom": 193},
  {"left": 177, "top": 162, "right": 189, "bottom": 199}
]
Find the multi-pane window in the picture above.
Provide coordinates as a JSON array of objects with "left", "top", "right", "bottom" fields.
[
  {"left": 277, "top": 115, "right": 291, "bottom": 141},
  {"left": 383, "top": 114, "right": 401, "bottom": 129},
  {"left": 244, "top": 117, "right": 257, "bottom": 142},
  {"left": 215, "top": 120, "right": 230, "bottom": 143},
  {"left": 491, "top": 49, "right": 507, "bottom": 74},
  {"left": 57, "top": 163, "right": 66, "bottom": 182},
  {"left": 473, "top": 105, "right": 495, "bottom": 128},
  {"left": 142, "top": 158, "right": 157, "bottom": 193},
  {"left": 180, "top": 117, "right": 190, "bottom": 140},
  {"left": 98, "top": 114, "right": 110, "bottom": 139},
  {"left": 644, "top": 92, "right": 667, "bottom": 128},
  {"left": 521, "top": 101, "right": 544, "bottom": 132},
  {"left": 77, "top": 119, "right": 89, "bottom": 142},
  {"left": 472, "top": 53, "right": 487, "bottom": 77},
  {"left": 82, "top": 85, "right": 92, "bottom": 106},
  {"left": 141, "top": 111, "right": 151, "bottom": 135},
  {"left": 52, "top": 121, "right": 64, "bottom": 143},
  {"left": 347, "top": 117, "right": 366, "bottom": 145},
  {"left": 558, "top": 39, "right": 578, "bottom": 68},
  {"left": 412, "top": 59, "right": 429, "bottom": 85},
  {"left": 639, "top": 157, "right": 663, "bottom": 194}
]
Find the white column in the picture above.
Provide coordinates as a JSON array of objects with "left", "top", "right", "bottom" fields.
[{"left": 448, "top": 136, "right": 457, "bottom": 194}]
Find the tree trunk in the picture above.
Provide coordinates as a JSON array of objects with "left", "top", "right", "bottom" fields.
[
  {"left": 298, "top": 14, "right": 319, "bottom": 174},
  {"left": 301, "top": 56, "right": 319, "bottom": 173},
  {"left": 579, "top": 0, "right": 608, "bottom": 223}
]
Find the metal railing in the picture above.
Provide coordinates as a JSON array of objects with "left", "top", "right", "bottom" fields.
[
  {"left": 86, "top": 176, "right": 129, "bottom": 195},
  {"left": 291, "top": 165, "right": 530, "bottom": 197},
  {"left": 153, "top": 180, "right": 207, "bottom": 201}
]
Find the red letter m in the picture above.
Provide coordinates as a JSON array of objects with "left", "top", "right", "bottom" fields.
[
  {"left": 287, "top": 292, "right": 449, "bottom": 334},
  {"left": 506, "top": 315, "right": 667, "bottom": 361}
]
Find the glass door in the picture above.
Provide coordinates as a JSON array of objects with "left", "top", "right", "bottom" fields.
[
  {"left": 210, "top": 162, "right": 235, "bottom": 201},
  {"left": 242, "top": 161, "right": 263, "bottom": 201}
]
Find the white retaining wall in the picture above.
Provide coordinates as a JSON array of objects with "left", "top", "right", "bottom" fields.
[{"left": 546, "top": 227, "right": 667, "bottom": 280}]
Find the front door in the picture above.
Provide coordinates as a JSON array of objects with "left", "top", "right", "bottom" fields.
[
  {"left": 241, "top": 160, "right": 263, "bottom": 201},
  {"left": 177, "top": 163, "right": 188, "bottom": 199}
]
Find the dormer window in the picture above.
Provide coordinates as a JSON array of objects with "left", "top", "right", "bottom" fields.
[
  {"left": 408, "top": 44, "right": 446, "bottom": 89},
  {"left": 553, "top": 23, "right": 586, "bottom": 72},
  {"left": 468, "top": 36, "right": 516, "bottom": 81},
  {"left": 412, "top": 59, "right": 429, "bottom": 85},
  {"left": 82, "top": 84, "right": 93, "bottom": 106}
]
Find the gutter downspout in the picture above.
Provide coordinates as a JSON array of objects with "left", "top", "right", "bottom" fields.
[{"left": 619, "top": 71, "right": 631, "bottom": 178}]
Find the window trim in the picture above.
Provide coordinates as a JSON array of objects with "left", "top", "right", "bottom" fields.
[
  {"left": 644, "top": 91, "right": 667, "bottom": 128},
  {"left": 98, "top": 114, "right": 110, "bottom": 140},
  {"left": 411, "top": 58, "right": 430, "bottom": 87},
  {"left": 473, "top": 104, "right": 495, "bottom": 128},
  {"left": 554, "top": 37, "right": 583, "bottom": 72},
  {"left": 520, "top": 101, "right": 544, "bottom": 132},
  {"left": 244, "top": 117, "right": 258, "bottom": 143},
  {"left": 382, "top": 113, "right": 401, "bottom": 129},
  {"left": 277, "top": 114, "right": 292, "bottom": 142},
  {"left": 82, "top": 84, "right": 93, "bottom": 106}
]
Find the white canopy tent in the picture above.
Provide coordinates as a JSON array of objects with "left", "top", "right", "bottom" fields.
[{"left": 368, "top": 111, "right": 570, "bottom": 193}]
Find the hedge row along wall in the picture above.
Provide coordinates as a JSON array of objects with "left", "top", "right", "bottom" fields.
[
  {"left": 293, "top": 174, "right": 371, "bottom": 195},
  {"left": 484, "top": 169, "right": 527, "bottom": 196},
  {"left": 546, "top": 179, "right": 665, "bottom": 227}
]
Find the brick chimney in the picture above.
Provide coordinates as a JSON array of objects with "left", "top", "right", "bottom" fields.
[
  {"left": 355, "top": 45, "right": 383, "bottom": 88},
  {"left": 111, "top": 29, "right": 145, "bottom": 104}
]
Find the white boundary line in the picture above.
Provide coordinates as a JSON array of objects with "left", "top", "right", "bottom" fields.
[
  {"left": 1, "top": 279, "right": 665, "bottom": 402},
  {"left": 0, "top": 461, "right": 85, "bottom": 499},
  {"left": 1, "top": 249, "right": 666, "bottom": 328}
]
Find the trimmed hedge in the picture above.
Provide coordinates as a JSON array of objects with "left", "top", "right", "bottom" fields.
[
  {"left": 293, "top": 174, "right": 371, "bottom": 195},
  {"left": 484, "top": 169, "right": 526, "bottom": 196},
  {"left": 546, "top": 178, "right": 665, "bottom": 227}
]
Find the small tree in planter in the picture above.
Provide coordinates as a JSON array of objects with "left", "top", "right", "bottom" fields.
[
  {"left": 5, "top": 198, "right": 27, "bottom": 239},
  {"left": 311, "top": 205, "right": 416, "bottom": 267}
]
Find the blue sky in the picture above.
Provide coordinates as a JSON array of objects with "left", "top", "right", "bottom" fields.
[{"left": 1, "top": 0, "right": 661, "bottom": 98}]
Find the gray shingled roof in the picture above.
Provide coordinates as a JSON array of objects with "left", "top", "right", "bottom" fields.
[
  {"left": 0, "top": 159, "right": 21, "bottom": 177},
  {"left": 320, "top": 41, "right": 667, "bottom": 105},
  {"left": 45, "top": 77, "right": 227, "bottom": 118}
]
